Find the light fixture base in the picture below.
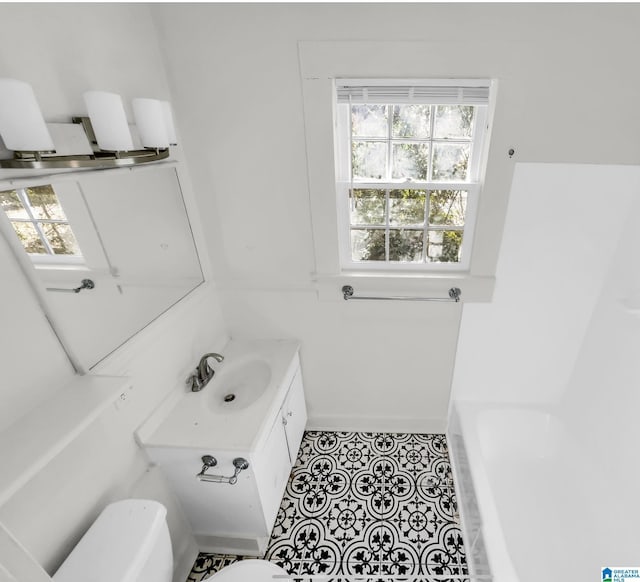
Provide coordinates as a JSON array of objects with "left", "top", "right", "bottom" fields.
[{"left": 0, "top": 116, "right": 170, "bottom": 170}]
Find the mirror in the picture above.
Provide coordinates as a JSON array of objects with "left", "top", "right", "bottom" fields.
[{"left": 0, "top": 165, "right": 204, "bottom": 371}]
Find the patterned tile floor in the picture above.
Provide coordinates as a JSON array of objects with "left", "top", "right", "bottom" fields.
[{"left": 187, "top": 431, "right": 466, "bottom": 581}]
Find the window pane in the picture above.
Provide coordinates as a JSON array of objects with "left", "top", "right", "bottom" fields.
[
  {"left": 429, "top": 190, "right": 467, "bottom": 226},
  {"left": 392, "top": 105, "right": 431, "bottom": 139},
  {"left": 433, "top": 105, "right": 474, "bottom": 139},
  {"left": 0, "top": 190, "right": 28, "bottom": 219},
  {"left": 432, "top": 143, "right": 469, "bottom": 181},
  {"left": 427, "top": 230, "right": 463, "bottom": 263},
  {"left": 392, "top": 143, "right": 429, "bottom": 180},
  {"left": 351, "top": 228, "right": 386, "bottom": 261},
  {"left": 389, "top": 229, "right": 423, "bottom": 262},
  {"left": 26, "top": 185, "right": 67, "bottom": 220},
  {"left": 350, "top": 189, "right": 386, "bottom": 225},
  {"left": 40, "top": 223, "right": 81, "bottom": 255},
  {"left": 351, "top": 105, "right": 388, "bottom": 138},
  {"left": 11, "top": 221, "right": 46, "bottom": 254},
  {"left": 389, "top": 189, "right": 426, "bottom": 226},
  {"left": 352, "top": 141, "right": 387, "bottom": 180}
]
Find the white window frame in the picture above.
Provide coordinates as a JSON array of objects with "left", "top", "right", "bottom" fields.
[
  {"left": 0, "top": 184, "right": 85, "bottom": 267},
  {"left": 0, "top": 176, "right": 112, "bottom": 276},
  {"left": 334, "top": 78, "right": 490, "bottom": 273}
]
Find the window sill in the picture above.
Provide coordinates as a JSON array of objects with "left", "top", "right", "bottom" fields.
[
  {"left": 315, "top": 271, "right": 495, "bottom": 303},
  {"left": 33, "top": 262, "right": 89, "bottom": 272}
]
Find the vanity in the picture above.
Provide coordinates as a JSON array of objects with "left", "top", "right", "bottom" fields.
[{"left": 136, "top": 339, "right": 306, "bottom": 555}]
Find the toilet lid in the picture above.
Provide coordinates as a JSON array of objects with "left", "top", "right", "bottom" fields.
[{"left": 208, "top": 560, "right": 288, "bottom": 581}]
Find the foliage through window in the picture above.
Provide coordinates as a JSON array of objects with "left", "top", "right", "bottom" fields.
[
  {"left": 336, "top": 80, "right": 489, "bottom": 270},
  {"left": 0, "top": 185, "right": 83, "bottom": 259}
]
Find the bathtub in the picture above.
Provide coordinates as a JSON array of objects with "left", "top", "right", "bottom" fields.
[{"left": 448, "top": 402, "right": 616, "bottom": 582}]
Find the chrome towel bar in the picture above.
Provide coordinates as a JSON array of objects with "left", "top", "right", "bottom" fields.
[
  {"left": 196, "top": 455, "right": 249, "bottom": 485},
  {"left": 342, "top": 285, "right": 461, "bottom": 303},
  {"left": 46, "top": 278, "right": 95, "bottom": 294}
]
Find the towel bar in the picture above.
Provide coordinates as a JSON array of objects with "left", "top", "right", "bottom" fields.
[
  {"left": 46, "top": 278, "right": 95, "bottom": 294},
  {"left": 342, "top": 285, "right": 461, "bottom": 303}
]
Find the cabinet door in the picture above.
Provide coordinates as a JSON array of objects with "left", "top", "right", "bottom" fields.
[
  {"left": 254, "top": 413, "right": 292, "bottom": 531},
  {"left": 282, "top": 368, "right": 307, "bottom": 465}
]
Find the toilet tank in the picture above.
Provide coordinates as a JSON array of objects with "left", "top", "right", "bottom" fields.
[{"left": 53, "top": 499, "right": 173, "bottom": 582}]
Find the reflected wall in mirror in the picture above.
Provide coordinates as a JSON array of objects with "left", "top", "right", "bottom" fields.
[{"left": 0, "top": 165, "right": 204, "bottom": 371}]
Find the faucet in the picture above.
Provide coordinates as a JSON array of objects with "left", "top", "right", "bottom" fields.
[{"left": 188, "top": 352, "right": 224, "bottom": 392}]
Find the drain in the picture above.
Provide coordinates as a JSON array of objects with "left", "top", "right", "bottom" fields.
[{"left": 223, "top": 394, "right": 236, "bottom": 403}]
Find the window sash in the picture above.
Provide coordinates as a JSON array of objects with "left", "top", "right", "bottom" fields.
[
  {"left": 336, "top": 182, "right": 479, "bottom": 271},
  {"left": 337, "top": 104, "right": 486, "bottom": 184},
  {"left": 334, "top": 80, "right": 489, "bottom": 272},
  {"left": 2, "top": 187, "right": 84, "bottom": 260}
]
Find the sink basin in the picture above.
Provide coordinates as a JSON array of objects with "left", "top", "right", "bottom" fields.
[
  {"left": 135, "top": 339, "right": 300, "bottom": 451},
  {"left": 208, "top": 357, "right": 272, "bottom": 412}
]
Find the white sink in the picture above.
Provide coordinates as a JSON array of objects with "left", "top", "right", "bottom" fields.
[
  {"left": 208, "top": 357, "right": 272, "bottom": 412},
  {"left": 136, "top": 339, "right": 300, "bottom": 451}
]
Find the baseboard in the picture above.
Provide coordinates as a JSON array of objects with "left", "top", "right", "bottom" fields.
[
  {"left": 194, "top": 533, "right": 268, "bottom": 557},
  {"left": 307, "top": 414, "right": 446, "bottom": 434}
]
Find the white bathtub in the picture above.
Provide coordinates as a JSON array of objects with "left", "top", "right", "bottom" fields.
[{"left": 449, "top": 402, "right": 616, "bottom": 582}]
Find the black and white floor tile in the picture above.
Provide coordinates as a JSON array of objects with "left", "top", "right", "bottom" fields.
[{"left": 187, "top": 431, "right": 466, "bottom": 582}]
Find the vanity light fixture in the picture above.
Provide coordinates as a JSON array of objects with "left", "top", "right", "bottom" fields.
[{"left": 0, "top": 79, "right": 177, "bottom": 170}]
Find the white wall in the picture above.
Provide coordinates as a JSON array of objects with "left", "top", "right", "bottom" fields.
[
  {"left": 0, "top": 4, "right": 229, "bottom": 579},
  {"left": 153, "top": 3, "right": 640, "bottom": 430},
  {"left": 452, "top": 163, "right": 640, "bottom": 404}
]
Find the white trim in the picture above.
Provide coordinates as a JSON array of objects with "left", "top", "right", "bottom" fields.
[
  {"left": 308, "top": 413, "right": 447, "bottom": 434},
  {"left": 338, "top": 77, "right": 492, "bottom": 88},
  {"left": 468, "top": 106, "right": 488, "bottom": 180},
  {"left": 334, "top": 90, "right": 488, "bottom": 273},
  {"left": 336, "top": 78, "right": 491, "bottom": 105},
  {"left": 299, "top": 42, "right": 498, "bottom": 294},
  {"left": 29, "top": 254, "right": 86, "bottom": 266}
]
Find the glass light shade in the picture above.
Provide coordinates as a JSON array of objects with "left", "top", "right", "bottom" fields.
[
  {"left": 132, "top": 98, "right": 169, "bottom": 149},
  {"left": 83, "top": 90, "right": 134, "bottom": 151},
  {"left": 161, "top": 101, "right": 177, "bottom": 145},
  {"left": 0, "top": 78, "right": 54, "bottom": 151}
]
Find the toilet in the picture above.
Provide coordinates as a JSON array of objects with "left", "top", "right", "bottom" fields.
[{"left": 52, "top": 499, "right": 289, "bottom": 582}]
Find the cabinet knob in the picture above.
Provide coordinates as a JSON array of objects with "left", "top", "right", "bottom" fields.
[
  {"left": 282, "top": 417, "right": 288, "bottom": 426},
  {"left": 287, "top": 411, "right": 293, "bottom": 417}
]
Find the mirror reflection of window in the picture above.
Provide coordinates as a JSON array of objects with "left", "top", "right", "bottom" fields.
[
  {"left": 0, "top": 167, "right": 204, "bottom": 371},
  {"left": 0, "top": 185, "right": 84, "bottom": 263}
]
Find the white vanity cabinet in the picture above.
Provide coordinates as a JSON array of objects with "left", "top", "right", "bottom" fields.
[
  {"left": 281, "top": 368, "right": 307, "bottom": 464},
  {"left": 253, "top": 366, "right": 307, "bottom": 530},
  {"left": 136, "top": 341, "right": 306, "bottom": 556}
]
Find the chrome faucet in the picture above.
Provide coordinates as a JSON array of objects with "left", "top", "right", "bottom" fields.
[{"left": 188, "top": 352, "right": 224, "bottom": 392}]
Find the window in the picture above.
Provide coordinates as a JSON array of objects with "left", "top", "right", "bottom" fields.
[
  {"left": 335, "top": 79, "right": 490, "bottom": 271},
  {"left": 0, "top": 184, "right": 83, "bottom": 262}
]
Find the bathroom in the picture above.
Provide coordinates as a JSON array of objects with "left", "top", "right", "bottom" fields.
[{"left": 2, "top": 4, "right": 640, "bottom": 582}]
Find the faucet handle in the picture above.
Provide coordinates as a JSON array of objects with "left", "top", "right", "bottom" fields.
[{"left": 187, "top": 371, "right": 203, "bottom": 392}]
